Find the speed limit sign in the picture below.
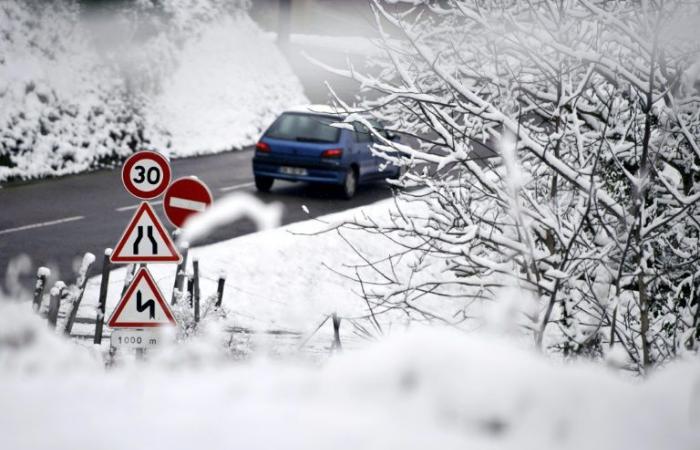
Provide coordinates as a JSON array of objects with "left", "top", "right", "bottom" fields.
[{"left": 121, "top": 151, "right": 171, "bottom": 199}]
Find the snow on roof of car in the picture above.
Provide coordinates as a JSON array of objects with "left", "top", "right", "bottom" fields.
[{"left": 285, "top": 104, "right": 361, "bottom": 117}]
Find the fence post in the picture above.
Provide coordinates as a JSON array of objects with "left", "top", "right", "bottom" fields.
[
  {"left": 193, "top": 259, "right": 200, "bottom": 323},
  {"left": 215, "top": 275, "right": 226, "bottom": 308},
  {"left": 32, "top": 267, "right": 50, "bottom": 312},
  {"left": 121, "top": 264, "right": 136, "bottom": 298},
  {"left": 94, "top": 249, "right": 112, "bottom": 345},
  {"left": 47, "top": 282, "right": 65, "bottom": 329},
  {"left": 186, "top": 274, "right": 194, "bottom": 308},
  {"left": 332, "top": 313, "right": 342, "bottom": 350},
  {"left": 172, "top": 240, "right": 189, "bottom": 305},
  {"left": 64, "top": 253, "right": 95, "bottom": 336}
]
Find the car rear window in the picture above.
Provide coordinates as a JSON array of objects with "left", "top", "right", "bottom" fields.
[{"left": 264, "top": 113, "right": 340, "bottom": 143}]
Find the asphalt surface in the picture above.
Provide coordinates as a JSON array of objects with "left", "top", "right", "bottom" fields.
[{"left": 0, "top": 147, "right": 394, "bottom": 291}]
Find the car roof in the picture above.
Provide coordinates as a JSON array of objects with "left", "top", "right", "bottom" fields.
[{"left": 284, "top": 104, "right": 361, "bottom": 118}]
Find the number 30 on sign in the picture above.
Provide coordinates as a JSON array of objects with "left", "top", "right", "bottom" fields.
[{"left": 121, "top": 151, "right": 172, "bottom": 200}]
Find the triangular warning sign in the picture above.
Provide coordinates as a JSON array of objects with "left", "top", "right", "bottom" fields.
[
  {"left": 107, "top": 267, "right": 177, "bottom": 328},
  {"left": 111, "top": 202, "right": 182, "bottom": 264}
]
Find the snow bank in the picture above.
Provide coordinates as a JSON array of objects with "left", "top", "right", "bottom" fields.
[
  {"left": 0, "top": 299, "right": 100, "bottom": 375},
  {"left": 150, "top": 15, "right": 306, "bottom": 157},
  {"left": 0, "top": 326, "right": 697, "bottom": 450},
  {"left": 76, "top": 195, "right": 491, "bottom": 346},
  {"left": 79, "top": 198, "right": 413, "bottom": 341},
  {"left": 0, "top": 1, "right": 306, "bottom": 183}
]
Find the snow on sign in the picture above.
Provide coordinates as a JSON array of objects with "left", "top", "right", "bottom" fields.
[
  {"left": 122, "top": 151, "right": 171, "bottom": 199},
  {"left": 111, "top": 202, "right": 182, "bottom": 263},
  {"left": 107, "top": 267, "right": 177, "bottom": 328},
  {"left": 163, "top": 177, "right": 213, "bottom": 228}
]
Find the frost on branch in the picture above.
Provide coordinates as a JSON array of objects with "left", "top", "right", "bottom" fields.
[{"left": 325, "top": 0, "right": 700, "bottom": 371}]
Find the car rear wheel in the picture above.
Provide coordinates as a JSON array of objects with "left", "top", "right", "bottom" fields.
[
  {"left": 255, "top": 175, "right": 274, "bottom": 192},
  {"left": 341, "top": 168, "right": 358, "bottom": 199}
]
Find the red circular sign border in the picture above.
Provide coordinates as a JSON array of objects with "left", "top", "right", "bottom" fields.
[
  {"left": 162, "top": 176, "right": 214, "bottom": 229},
  {"left": 121, "top": 151, "right": 172, "bottom": 200}
]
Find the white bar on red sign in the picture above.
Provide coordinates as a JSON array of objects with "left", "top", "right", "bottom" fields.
[{"left": 169, "top": 197, "right": 207, "bottom": 212}]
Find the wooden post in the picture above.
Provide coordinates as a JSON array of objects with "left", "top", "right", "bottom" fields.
[
  {"left": 215, "top": 275, "right": 226, "bottom": 307},
  {"left": 93, "top": 249, "right": 112, "bottom": 345},
  {"left": 332, "top": 313, "right": 342, "bottom": 350},
  {"left": 193, "top": 259, "right": 200, "bottom": 323},
  {"left": 64, "top": 253, "right": 95, "bottom": 336},
  {"left": 47, "top": 282, "right": 65, "bottom": 329},
  {"left": 172, "top": 246, "right": 189, "bottom": 305},
  {"left": 121, "top": 264, "right": 136, "bottom": 297},
  {"left": 187, "top": 274, "right": 194, "bottom": 308},
  {"left": 32, "top": 267, "right": 50, "bottom": 312}
]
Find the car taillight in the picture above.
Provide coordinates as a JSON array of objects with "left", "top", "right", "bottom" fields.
[
  {"left": 321, "top": 148, "right": 343, "bottom": 158},
  {"left": 256, "top": 141, "right": 270, "bottom": 153}
]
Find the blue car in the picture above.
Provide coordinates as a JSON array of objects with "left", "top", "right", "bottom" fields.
[{"left": 252, "top": 105, "right": 400, "bottom": 199}]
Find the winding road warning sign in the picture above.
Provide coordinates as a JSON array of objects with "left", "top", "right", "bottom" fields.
[
  {"left": 107, "top": 267, "right": 176, "bottom": 328},
  {"left": 163, "top": 177, "right": 213, "bottom": 228},
  {"left": 122, "top": 151, "right": 171, "bottom": 200},
  {"left": 111, "top": 202, "right": 182, "bottom": 263}
]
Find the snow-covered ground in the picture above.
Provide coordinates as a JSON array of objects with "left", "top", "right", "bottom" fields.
[
  {"left": 74, "top": 198, "right": 405, "bottom": 350},
  {"left": 1, "top": 297, "right": 699, "bottom": 450},
  {"left": 74, "top": 195, "right": 475, "bottom": 350}
]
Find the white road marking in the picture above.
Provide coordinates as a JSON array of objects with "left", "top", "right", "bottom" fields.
[
  {"left": 0, "top": 215, "right": 85, "bottom": 235},
  {"left": 116, "top": 200, "right": 162, "bottom": 212},
  {"left": 219, "top": 182, "right": 254, "bottom": 192},
  {"left": 169, "top": 197, "right": 207, "bottom": 212}
]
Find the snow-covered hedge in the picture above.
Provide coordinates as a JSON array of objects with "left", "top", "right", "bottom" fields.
[
  {"left": 0, "top": 0, "right": 306, "bottom": 183},
  {"left": 1, "top": 317, "right": 698, "bottom": 449}
]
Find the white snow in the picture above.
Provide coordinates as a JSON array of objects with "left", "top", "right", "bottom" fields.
[
  {"left": 149, "top": 16, "right": 307, "bottom": 158},
  {"left": 0, "top": 296, "right": 698, "bottom": 450},
  {"left": 178, "top": 192, "right": 284, "bottom": 246}
]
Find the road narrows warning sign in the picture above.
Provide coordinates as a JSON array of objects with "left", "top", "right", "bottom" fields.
[
  {"left": 122, "top": 151, "right": 171, "bottom": 200},
  {"left": 111, "top": 202, "right": 182, "bottom": 264},
  {"left": 107, "top": 267, "right": 177, "bottom": 328}
]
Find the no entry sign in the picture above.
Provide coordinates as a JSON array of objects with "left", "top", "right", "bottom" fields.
[
  {"left": 163, "top": 177, "right": 213, "bottom": 228},
  {"left": 122, "top": 151, "right": 171, "bottom": 199}
]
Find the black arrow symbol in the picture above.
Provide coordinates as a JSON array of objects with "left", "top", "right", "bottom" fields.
[{"left": 136, "top": 291, "right": 156, "bottom": 320}]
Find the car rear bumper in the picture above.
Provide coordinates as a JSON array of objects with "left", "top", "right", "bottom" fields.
[{"left": 253, "top": 155, "right": 346, "bottom": 185}]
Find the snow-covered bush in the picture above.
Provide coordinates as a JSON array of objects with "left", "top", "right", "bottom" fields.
[
  {"left": 0, "top": 298, "right": 101, "bottom": 374},
  {"left": 0, "top": 1, "right": 150, "bottom": 182},
  {"left": 326, "top": 0, "right": 700, "bottom": 371},
  {"left": 0, "top": 0, "right": 304, "bottom": 182},
  {"left": 2, "top": 325, "right": 699, "bottom": 449}
]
